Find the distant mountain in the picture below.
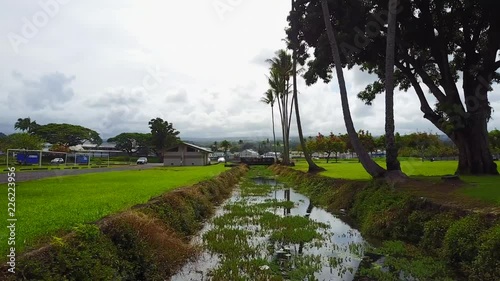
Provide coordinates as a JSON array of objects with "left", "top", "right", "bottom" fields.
[{"left": 0, "top": 132, "right": 6, "bottom": 138}]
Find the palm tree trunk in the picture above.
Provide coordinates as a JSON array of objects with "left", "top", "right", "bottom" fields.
[
  {"left": 385, "top": 0, "right": 405, "bottom": 180},
  {"left": 321, "top": 0, "right": 386, "bottom": 178},
  {"left": 291, "top": 0, "right": 324, "bottom": 173},
  {"left": 271, "top": 105, "right": 278, "bottom": 163}
]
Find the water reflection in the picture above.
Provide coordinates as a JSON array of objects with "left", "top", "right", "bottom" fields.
[{"left": 171, "top": 178, "right": 367, "bottom": 281}]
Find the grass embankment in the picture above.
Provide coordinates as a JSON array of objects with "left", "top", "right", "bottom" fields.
[
  {"left": 272, "top": 165, "right": 500, "bottom": 280},
  {"left": 293, "top": 158, "right": 500, "bottom": 207},
  {"left": 0, "top": 165, "right": 227, "bottom": 255},
  {"left": 1, "top": 165, "right": 247, "bottom": 280}
]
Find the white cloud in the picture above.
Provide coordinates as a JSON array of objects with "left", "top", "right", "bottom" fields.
[{"left": 0, "top": 0, "right": 499, "bottom": 141}]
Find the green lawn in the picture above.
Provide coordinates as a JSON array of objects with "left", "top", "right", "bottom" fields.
[
  {"left": 460, "top": 176, "right": 500, "bottom": 205},
  {"left": 293, "top": 158, "right": 500, "bottom": 205},
  {"left": 293, "top": 158, "right": 459, "bottom": 179},
  {"left": 0, "top": 165, "right": 227, "bottom": 255}
]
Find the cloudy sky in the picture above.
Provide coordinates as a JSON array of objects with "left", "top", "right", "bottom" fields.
[{"left": 1, "top": 0, "right": 499, "bottom": 140}]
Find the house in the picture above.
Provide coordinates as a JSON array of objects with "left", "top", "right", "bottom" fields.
[
  {"left": 164, "top": 142, "right": 212, "bottom": 166},
  {"left": 240, "top": 149, "right": 260, "bottom": 158}
]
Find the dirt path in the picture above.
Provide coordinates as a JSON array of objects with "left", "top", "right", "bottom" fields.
[{"left": 0, "top": 164, "right": 163, "bottom": 183}]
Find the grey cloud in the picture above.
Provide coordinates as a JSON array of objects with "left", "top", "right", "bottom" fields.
[
  {"left": 166, "top": 89, "right": 188, "bottom": 103},
  {"left": 8, "top": 72, "right": 75, "bottom": 111},
  {"left": 86, "top": 88, "right": 144, "bottom": 108}
]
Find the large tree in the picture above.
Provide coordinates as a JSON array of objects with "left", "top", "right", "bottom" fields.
[
  {"left": 292, "top": 0, "right": 500, "bottom": 175},
  {"left": 33, "top": 123, "right": 102, "bottom": 147},
  {"left": 148, "top": 118, "right": 180, "bottom": 159},
  {"left": 108, "top": 133, "right": 152, "bottom": 160}
]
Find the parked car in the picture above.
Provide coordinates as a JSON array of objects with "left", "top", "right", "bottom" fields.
[
  {"left": 217, "top": 157, "right": 225, "bottom": 163},
  {"left": 50, "top": 158, "right": 64, "bottom": 164},
  {"left": 136, "top": 157, "right": 148, "bottom": 164}
]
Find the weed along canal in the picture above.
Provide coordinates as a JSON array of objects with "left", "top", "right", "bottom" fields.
[{"left": 172, "top": 167, "right": 368, "bottom": 281}]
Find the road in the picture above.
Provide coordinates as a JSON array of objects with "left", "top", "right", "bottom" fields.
[{"left": 0, "top": 163, "right": 163, "bottom": 183}]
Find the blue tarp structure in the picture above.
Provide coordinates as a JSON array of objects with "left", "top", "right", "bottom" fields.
[
  {"left": 76, "top": 155, "right": 89, "bottom": 164},
  {"left": 16, "top": 153, "right": 39, "bottom": 165}
]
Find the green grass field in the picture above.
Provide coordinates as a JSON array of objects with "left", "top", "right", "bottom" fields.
[
  {"left": 293, "top": 158, "right": 500, "bottom": 205},
  {"left": 293, "top": 158, "right": 462, "bottom": 179},
  {"left": 0, "top": 165, "right": 227, "bottom": 255}
]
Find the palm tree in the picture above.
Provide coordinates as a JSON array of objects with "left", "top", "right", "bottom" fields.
[
  {"left": 384, "top": 0, "right": 406, "bottom": 181},
  {"left": 290, "top": 0, "right": 325, "bottom": 173},
  {"left": 260, "top": 89, "right": 278, "bottom": 162},
  {"left": 320, "top": 0, "right": 386, "bottom": 178},
  {"left": 266, "top": 50, "right": 295, "bottom": 165}
]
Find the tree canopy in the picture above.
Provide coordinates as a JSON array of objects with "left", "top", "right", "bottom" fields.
[
  {"left": 33, "top": 123, "right": 102, "bottom": 147},
  {"left": 0, "top": 133, "right": 45, "bottom": 151},
  {"left": 108, "top": 133, "right": 152, "bottom": 156},
  {"left": 148, "top": 118, "right": 180, "bottom": 158},
  {"left": 290, "top": 0, "right": 500, "bottom": 174}
]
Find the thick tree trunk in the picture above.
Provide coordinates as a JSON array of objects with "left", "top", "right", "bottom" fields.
[
  {"left": 452, "top": 117, "right": 498, "bottom": 175},
  {"left": 321, "top": 0, "right": 386, "bottom": 178}
]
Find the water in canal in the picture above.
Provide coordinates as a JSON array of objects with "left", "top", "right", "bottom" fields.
[{"left": 171, "top": 177, "right": 368, "bottom": 281}]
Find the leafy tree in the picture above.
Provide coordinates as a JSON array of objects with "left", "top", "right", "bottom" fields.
[
  {"left": 400, "top": 132, "right": 441, "bottom": 160},
  {"left": 0, "top": 133, "right": 44, "bottom": 151},
  {"left": 211, "top": 141, "right": 218, "bottom": 152},
  {"left": 49, "top": 144, "right": 71, "bottom": 153},
  {"left": 314, "top": 133, "right": 346, "bottom": 163},
  {"left": 33, "top": 123, "right": 102, "bottom": 147},
  {"left": 108, "top": 133, "right": 152, "bottom": 161},
  {"left": 14, "top": 117, "right": 40, "bottom": 134},
  {"left": 148, "top": 118, "right": 180, "bottom": 159},
  {"left": 488, "top": 129, "right": 500, "bottom": 156},
  {"left": 292, "top": 0, "right": 500, "bottom": 174},
  {"left": 220, "top": 140, "right": 231, "bottom": 160},
  {"left": 358, "top": 130, "right": 376, "bottom": 154}
]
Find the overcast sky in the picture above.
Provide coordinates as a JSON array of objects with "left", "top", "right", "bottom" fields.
[{"left": 1, "top": 0, "right": 499, "bottom": 140}]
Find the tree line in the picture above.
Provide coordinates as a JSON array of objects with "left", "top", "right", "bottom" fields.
[{"left": 0, "top": 117, "right": 181, "bottom": 160}]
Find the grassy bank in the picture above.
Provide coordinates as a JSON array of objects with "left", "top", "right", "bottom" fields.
[
  {"left": 271, "top": 165, "right": 500, "bottom": 280},
  {"left": 2, "top": 165, "right": 247, "bottom": 280},
  {"left": 293, "top": 159, "right": 500, "bottom": 207},
  {"left": 0, "top": 165, "right": 227, "bottom": 255}
]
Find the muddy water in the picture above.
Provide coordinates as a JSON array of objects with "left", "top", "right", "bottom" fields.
[{"left": 171, "top": 178, "right": 367, "bottom": 281}]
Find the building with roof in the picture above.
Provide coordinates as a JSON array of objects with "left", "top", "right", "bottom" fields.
[{"left": 164, "top": 142, "right": 212, "bottom": 166}]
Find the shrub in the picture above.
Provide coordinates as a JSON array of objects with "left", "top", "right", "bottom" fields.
[
  {"left": 443, "top": 215, "right": 487, "bottom": 269},
  {"left": 420, "top": 212, "right": 456, "bottom": 253},
  {"left": 17, "top": 224, "right": 123, "bottom": 281},
  {"left": 470, "top": 223, "right": 500, "bottom": 280}
]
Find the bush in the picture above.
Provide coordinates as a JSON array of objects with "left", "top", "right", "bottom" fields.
[
  {"left": 470, "top": 224, "right": 500, "bottom": 280},
  {"left": 443, "top": 215, "right": 487, "bottom": 269},
  {"left": 17, "top": 224, "right": 123, "bottom": 281},
  {"left": 420, "top": 212, "right": 456, "bottom": 253}
]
